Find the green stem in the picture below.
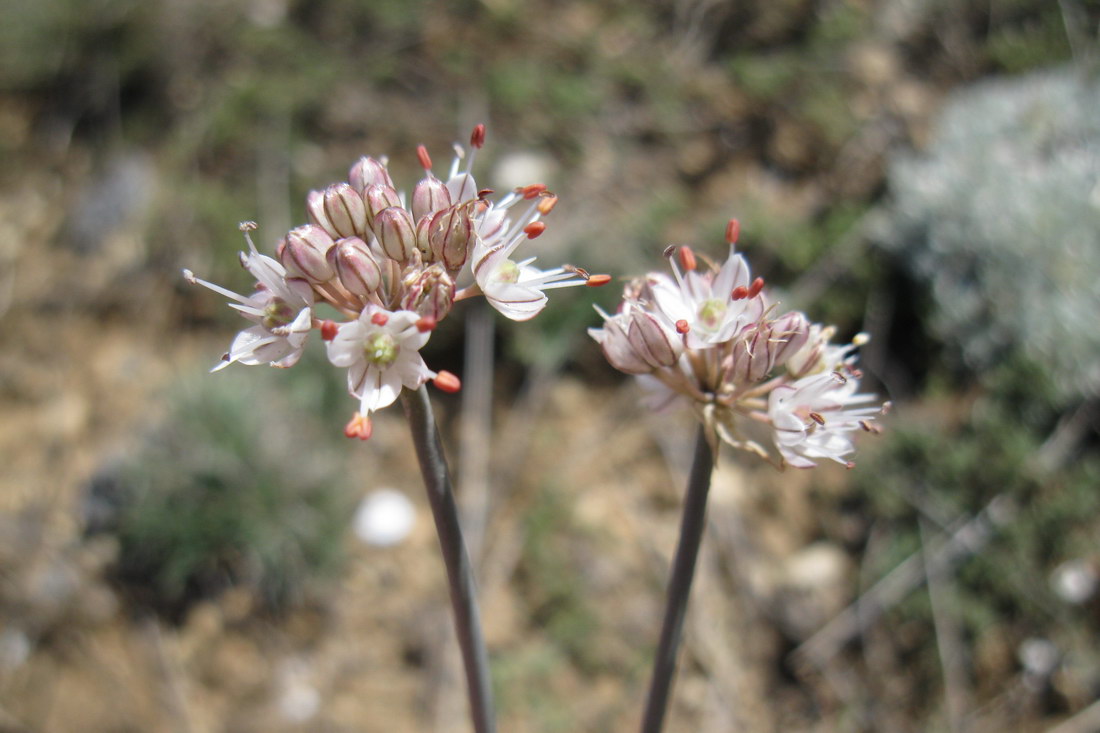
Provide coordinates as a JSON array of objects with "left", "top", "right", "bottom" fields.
[
  {"left": 640, "top": 426, "right": 714, "bottom": 733},
  {"left": 401, "top": 386, "right": 495, "bottom": 733}
]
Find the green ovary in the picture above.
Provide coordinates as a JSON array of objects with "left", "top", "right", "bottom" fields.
[
  {"left": 261, "top": 299, "right": 295, "bottom": 329},
  {"left": 697, "top": 299, "right": 726, "bottom": 329},
  {"left": 364, "top": 332, "right": 400, "bottom": 367},
  {"left": 491, "top": 259, "right": 520, "bottom": 285}
]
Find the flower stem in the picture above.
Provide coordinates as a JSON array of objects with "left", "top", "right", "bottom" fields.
[
  {"left": 640, "top": 426, "right": 715, "bottom": 733},
  {"left": 401, "top": 385, "right": 496, "bottom": 733}
]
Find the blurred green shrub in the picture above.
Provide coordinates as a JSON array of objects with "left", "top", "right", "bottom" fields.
[
  {"left": 877, "top": 66, "right": 1100, "bottom": 401},
  {"left": 88, "top": 358, "right": 353, "bottom": 617}
]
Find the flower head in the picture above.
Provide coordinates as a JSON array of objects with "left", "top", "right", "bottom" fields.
[{"left": 590, "top": 218, "right": 886, "bottom": 469}]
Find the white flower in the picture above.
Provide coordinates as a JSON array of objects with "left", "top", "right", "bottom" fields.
[
  {"left": 326, "top": 305, "right": 434, "bottom": 414},
  {"left": 183, "top": 232, "right": 314, "bottom": 371},
  {"left": 768, "top": 369, "right": 881, "bottom": 468},
  {"left": 649, "top": 245, "right": 762, "bottom": 349}
]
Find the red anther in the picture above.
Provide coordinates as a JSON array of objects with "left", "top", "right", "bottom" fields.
[
  {"left": 344, "top": 412, "right": 373, "bottom": 441},
  {"left": 586, "top": 274, "right": 612, "bottom": 287},
  {"left": 809, "top": 412, "right": 826, "bottom": 425},
  {"left": 748, "top": 277, "right": 765, "bottom": 298},
  {"left": 731, "top": 286, "right": 749, "bottom": 300},
  {"left": 320, "top": 319, "right": 338, "bottom": 341},
  {"left": 416, "top": 316, "right": 437, "bottom": 332},
  {"left": 524, "top": 221, "right": 546, "bottom": 239},
  {"left": 519, "top": 183, "right": 548, "bottom": 199},
  {"left": 416, "top": 144, "right": 432, "bottom": 170},
  {"left": 725, "top": 218, "right": 740, "bottom": 244},
  {"left": 470, "top": 124, "right": 486, "bottom": 149},
  {"left": 676, "top": 319, "right": 690, "bottom": 334},
  {"left": 678, "top": 246, "right": 697, "bottom": 271},
  {"left": 433, "top": 370, "right": 462, "bottom": 393},
  {"left": 371, "top": 311, "right": 389, "bottom": 326},
  {"left": 536, "top": 195, "right": 558, "bottom": 215}
]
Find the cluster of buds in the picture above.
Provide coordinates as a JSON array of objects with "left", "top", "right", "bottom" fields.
[
  {"left": 185, "top": 125, "right": 609, "bottom": 439},
  {"left": 589, "top": 220, "right": 887, "bottom": 468}
]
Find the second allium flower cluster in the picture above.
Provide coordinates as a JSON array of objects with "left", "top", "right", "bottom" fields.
[
  {"left": 589, "top": 221, "right": 886, "bottom": 469},
  {"left": 185, "top": 125, "right": 607, "bottom": 439}
]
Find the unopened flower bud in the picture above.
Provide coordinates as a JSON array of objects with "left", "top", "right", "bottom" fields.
[
  {"left": 349, "top": 156, "right": 393, "bottom": 192},
  {"left": 589, "top": 314, "right": 653, "bottom": 375},
  {"left": 308, "top": 183, "right": 368, "bottom": 239},
  {"left": 411, "top": 176, "right": 451, "bottom": 221},
  {"left": 428, "top": 204, "right": 474, "bottom": 272},
  {"left": 401, "top": 264, "right": 455, "bottom": 321},
  {"left": 728, "top": 323, "right": 774, "bottom": 384},
  {"left": 330, "top": 236, "right": 382, "bottom": 297},
  {"left": 362, "top": 184, "right": 402, "bottom": 230},
  {"left": 627, "top": 311, "right": 682, "bottom": 368},
  {"left": 373, "top": 206, "right": 417, "bottom": 263},
  {"left": 280, "top": 225, "right": 335, "bottom": 283},
  {"left": 786, "top": 323, "right": 835, "bottom": 378},
  {"left": 769, "top": 311, "right": 811, "bottom": 367}
]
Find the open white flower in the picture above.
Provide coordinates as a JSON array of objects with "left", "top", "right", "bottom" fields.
[
  {"left": 768, "top": 368, "right": 882, "bottom": 468},
  {"left": 326, "top": 305, "right": 435, "bottom": 415},
  {"left": 184, "top": 229, "right": 314, "bottom": 371}
]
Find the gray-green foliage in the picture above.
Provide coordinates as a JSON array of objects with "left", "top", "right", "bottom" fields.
[
  {"left": 101, "top": 358, "right": 353, "bottom": 615},
  {"left": 878, "top": 66, "right": 1100, "bottom": 400}
]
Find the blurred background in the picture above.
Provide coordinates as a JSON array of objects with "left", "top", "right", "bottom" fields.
[{"left": 1, "top": 0, "right": 1099, "bottom": 731}]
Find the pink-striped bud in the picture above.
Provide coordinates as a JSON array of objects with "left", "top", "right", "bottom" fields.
[
  {"left": 428, "top": 204, "right": 474, "bottom": 272},
  {"left": 590, "top": 315, "right": 652, "bottom": 375},
  {"left": 769, "top": 311, "right": 811, "bottom": 368},
  {"left": 362, "top": 184, "right": 402, "bottom": 231},
  {"left": 626, "top": 311, "right": 682, "bottom": 369},
  {"left": 329, "top": 236, "right": 382, "bottom": 297},
  {"left": 372, "top": 206, "right": 417, "bottom": 263},
  {"left": 401, "top": 264, "right": 455, "bottom": 321},
  {"left": 411, "top": 176, "right": 451, "bottom": 221},
  {"left": 279, "top": 225, "right": 335, "bottom": 283},
  {"left": 729, "top": 312, "right": 811, "bottom": 384},
  {"left": 308, "top": 182, "right": 368, "bottom": 239},
  {"left": 348, "top": 156, "right": 393, "bottom": 192}
]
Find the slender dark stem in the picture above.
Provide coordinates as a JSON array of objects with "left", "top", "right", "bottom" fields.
[
  {"left": 401, "top": 385, "right": 496, "bottom": 733},
  {"left": 640, "top": 427, "right": 714, "bottom": 733}
]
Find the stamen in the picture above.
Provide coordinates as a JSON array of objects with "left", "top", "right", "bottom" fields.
[
  {"left": 536, "top": 195, "right": 558, "bottom": 215},
  {"left": 433, "top": 370, "right": 462, "bottom": 393},
  {"left": 524, "top": 222, "right": 546, "bottom": 239},
  {"left": 731, "top": 286, "right": 749, "bottom": 300},
  {"left": 470, "top": 124, "right": 486, "bottom": 149},
  {"left": 519, "top": 183, "right": 548, "bottom": 199},
  {"left": 748, "top": 277, "right": 765, "bottom": 298},
  {"left": 477, "top": 188, "right": 495, "bottom": 200},
  {"left": 679, "top": 246, "right": 697, "bottom": 271},
  {"left": 832, "top": 370, "right": 848, "bottom": 384},
  {"left": 416, "top": 316, "right": 437, "bottom": 332},
  {"left": 320, "top": 320, "right": 338, "bottom": 341},
  {"left": 676, "top": 320, "right": 690, "bottom": 334},
  {"left": 809, "top": 412, "right": 826, "bottom": 425},
  {"left": 416, "top": 144, "right": 432, "bottom": 171},
  {"left": 563, "top": 264, "right": 590, "bottom": 279},
  {"left": 586, "top": 274, "right": 612, "bottom": 287},
  {"left": 344, "top": 412, "right": 373, "bottom": 441},
  {"left": 662, "top": 245, "right": 677, "bottom": 259},
  {"left": 239, "top": 221, "right": 258, "bottom": 232},
  {"left": 725, "top": 218, "right": 740, "bottom": 244},
  {"left": 371, "top": 312, "right": 389, "bottom": 326}
]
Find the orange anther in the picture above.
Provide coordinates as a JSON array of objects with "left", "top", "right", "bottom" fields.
[
  {"left": 320, "top": 320, "right": 339, "bottom": 341},
  {"left": 344, "top": 412, "right": 373, "bottom": 441},
  {"left": 416, "top": 316, "right": 437, "bottom": 332},
  {"left": 676, "top": 320, "right": 690, "bottom": 334},
  {"left": 748, "top": 277, "right": 765, "bottom": 298},
  {"left": 371, "top": 311, "right": 389, "bottom": 326},
  {"left": 536, "top": 195, "right": 558, "bottom": 215},
  {"left": 678, "top": 246, "right": 697, "bottom": 271},
  {"left": 524, "top": 221, "right": 546, "bottom": 239},
  {"left": 470, "top": 124, "right": 486, "bottom": 149},
  {"left": 725, "top": 218, "right": 740, "bottom": 244},
  {"left": 433, "top": 370, "right": 462, "bottom": 393},
  {"left": 519, "top": 183, "right": 548, "bottom": 199},
  {"left": 731, "top": 286, "right": 749, "bottom": 300},
  {"left": 585, "top": 274, "right": 612, "bottom": 287},
  {"left": 416, "top": 144, "right": 432, "bottom": 170}
]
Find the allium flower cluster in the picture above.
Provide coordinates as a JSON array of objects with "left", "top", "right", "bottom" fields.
[
  {"left": 589, "top": 220, "right": 887, "bottom": 469},
  {"left": 185, "top": 125, "right": 607, "bottom": 439}
]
